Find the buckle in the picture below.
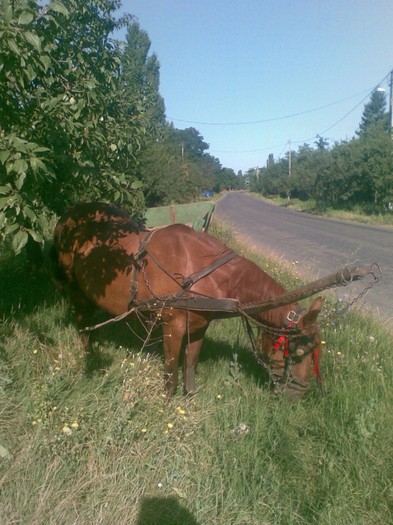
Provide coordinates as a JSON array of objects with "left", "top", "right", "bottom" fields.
[
  {"left": 130, "top": 281, "right": 139, "bottom": 293},
  {"left": 286, "top": 310, "right": 301, "bottom": 325}
]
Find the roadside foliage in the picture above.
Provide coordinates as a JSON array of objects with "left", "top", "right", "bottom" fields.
[
  {"left": 0, "top": 0, "right": 242, "bottom": 257},
  {"left": 248, "top": 90, "right": 393, "bottom": 213},
  {"left": 0, "top": 0, "right": 151, "bottom": 253}
]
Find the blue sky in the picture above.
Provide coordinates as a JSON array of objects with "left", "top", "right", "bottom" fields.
[{"left": 118, "top": 0, "right": 393, "bottom": 173}]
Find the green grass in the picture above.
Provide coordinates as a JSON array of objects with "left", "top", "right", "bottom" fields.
[
  {"left": 249, "top": 193, "right": 393, "bottom": 227},
  {"left": 1, "top": 231, "right": 392, "bottom": 525}
]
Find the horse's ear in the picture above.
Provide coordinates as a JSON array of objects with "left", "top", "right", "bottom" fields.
[{"left": 301, "top": 296, "right": 325, "bottom": 326}]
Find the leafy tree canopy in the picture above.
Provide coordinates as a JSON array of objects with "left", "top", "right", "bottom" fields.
[
  {"left": 357, "top": 89, "right": 388, "bottom": 136},
  {"left": 0, "top": 0, "right": 149, "bottom": 254}
]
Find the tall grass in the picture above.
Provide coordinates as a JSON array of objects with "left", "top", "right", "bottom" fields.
[{"left": 1, "top": 231, "right": 392, "bottom": 524}]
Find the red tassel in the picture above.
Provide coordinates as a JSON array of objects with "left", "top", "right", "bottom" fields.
[
  {"left": 273, "top": 336, "right": 289, "bottom": 357},
  {"left": 313, "top": 347, "right": 322, "bottom": 383}
]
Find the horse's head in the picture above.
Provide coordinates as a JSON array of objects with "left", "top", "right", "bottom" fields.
[{"left": 258, "top": 296, "right": 325, "bottom": 401}]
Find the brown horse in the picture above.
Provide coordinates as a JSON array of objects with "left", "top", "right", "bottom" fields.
[{"left": 52, "top": 202, "right": 324, "bottom": 400}]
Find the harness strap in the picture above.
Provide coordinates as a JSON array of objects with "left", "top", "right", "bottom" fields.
[
  {"left": 128, "top": 230, "right": 158, "bottom": 307},
  {"left": 130, "top": 239, "right": 238, "bottom": 307},
  {"left": 182, "top": 251, "right": 238, "bottom": 290}
]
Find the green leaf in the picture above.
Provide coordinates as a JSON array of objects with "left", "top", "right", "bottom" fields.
[
  {"left": 5, "top": 223, "right": 19, "bottom": 235},
  {"left": 7, "top": 38, "right": 20, "bottom": 55},
  {"left": 12, "top": 230, "right": 28, "bottom": 254},
  {"left": 0, "top": 185, "right": 12, "bottom": 195},
  {"left": 131, "top": 181, "right": 143, "bottom": 190},
  {"left": 41, "top": 95, "right": 63, "bottom": 111},
  {"left": 39, "top": 54, "right": 51, "bottom": 72},
  {"left": 18, "top": 11, "right": 34, "bottom": 25},
  {"left": 31, "top": 146, "right": 50, "bottom": 153},
  {"left": 23, "top": 205, "right": 37, "bottom": 222},
  {"left": 15, "top": 172, "right": 26, "bottom": 190},
  {"left": 13, "top": 159, "right": 28, "bottom": 175},
  {"left": 30, "top": 157, "right": 48, "bottom": 174},
  {"left": 2, "top": 3, "right": 13, "bottom": 25},
  {"left": 0, "top": 196, "right": 11, "bottom": 209},
  {"left": 0, "top": 150, "right": 11, "bottom": 164},
  {"left": 37, "top": 212, "right": 49, "bottom": 230},
  {"left": 47, "top": 1, "right": 69, "bottom": 17},
  {"left": 27, "top": 228, "right": 43, "bottom": 243},
  {"left": 24, "top": 31, "right": 42, "bottom": 52},
  {"left": 25, "top": 64, "right": 37, "bottom": 81}
]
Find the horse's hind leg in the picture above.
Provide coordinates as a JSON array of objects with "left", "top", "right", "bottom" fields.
[
  {"left": 162, "top": 313, "right": 208, "bottom": 397},
  {"left": 162, "top": 319, "right": 184, "bottom": 397},
  {"left": 183, "top": 326, "right": 208, "bottom": 395}
]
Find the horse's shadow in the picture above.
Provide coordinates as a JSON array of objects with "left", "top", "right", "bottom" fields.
[
  {"left": 136, "top": 496, "right": 199, "bottom": 525},
  {"left": 0, "top": 249, "right": 58, "bottom": 318},
  {"left": 86, "top": 315, "right": 270, "bottom": 389}
]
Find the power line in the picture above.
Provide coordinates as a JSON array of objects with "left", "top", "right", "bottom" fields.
[
  {"left": 168, "top": 88, "right": 372, "bottom": 127},
  {"left": 292, "top": 71, "right": 391, "bottom": 146},
  {"left": 209, "top": 71, "right": 392, "bottom": 156}
]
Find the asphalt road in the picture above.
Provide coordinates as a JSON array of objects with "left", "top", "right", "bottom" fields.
[{"left": 215, "top": 192, "right": 393, "bottom": 329}]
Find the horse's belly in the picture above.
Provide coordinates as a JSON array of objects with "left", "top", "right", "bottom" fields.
[{"left": 97, "top": 276, "right": 131, "bottom": 315}]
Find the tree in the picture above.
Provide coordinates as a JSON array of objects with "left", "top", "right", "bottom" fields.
[
  {"left": 139, "top": 124, "right": 222, "bottom": 205},
  {"left": 314, "top": 135, "right": 329, "bottom": 150},
  {"left": 174, "top": 128, "right": 209, "bottom": 161},
  {"left": 121, "top": 21, "right": 165, "bottom": 136},
  {"left": 357, "top": 89, "right": 388, "bottom": 136},
  {"left": 0, "top": 0, "right": 147, "bottom": 255}
]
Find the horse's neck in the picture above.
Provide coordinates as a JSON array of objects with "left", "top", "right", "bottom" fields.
[
  {"left": 250, "top": 269, "right": 296, "bottom": 328},
  {"left": 259, "top": 303, "right": 296, "bottom": 328}
]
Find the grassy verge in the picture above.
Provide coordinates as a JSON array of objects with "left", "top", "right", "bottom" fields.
[
  {"left": 249, "top": 193, "right": 393, "bottom": 227},
  {"left": 1, "top": 229, "right": 392, "bottom": 525}
]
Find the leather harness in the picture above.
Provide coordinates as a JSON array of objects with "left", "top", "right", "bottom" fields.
[{"left": 128, "top": 230, "right": 239, "bottom": 310}]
